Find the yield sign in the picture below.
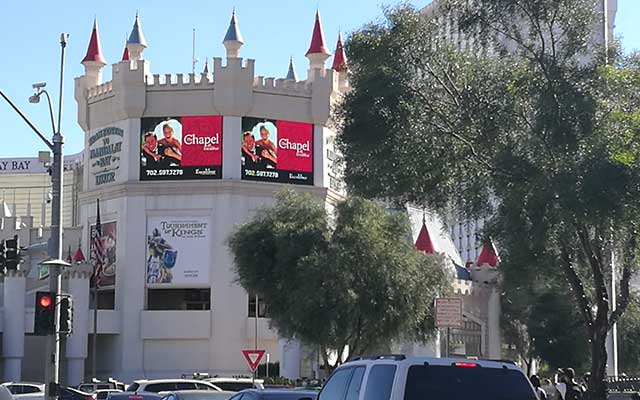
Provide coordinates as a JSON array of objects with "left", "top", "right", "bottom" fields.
[{"left": 242, "top": 349, "right": 265, "bottom": 372}]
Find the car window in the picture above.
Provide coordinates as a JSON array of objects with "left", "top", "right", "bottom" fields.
[
  {"left": 175, "top": 383, "right": 197, "bottom": 391},
  {"left": 212, "top": 383, "right": 252, "bottom": 392},
  {"left": 145, "top": 383, "right": 176, "bottom": 393},
  {"left": 194, "top": 383, "right": 216, "bottom": 391},
  {"left": 23, "top": 386, "right": 42, "bottom": 394},
  {"left": 403, "top": 365, "right": 537, "bottom": 400},
  {"left": 345, "top": 367, "right": 365, "bottom": 400},
  {"left": 319, "top": 367, "right": 353, "bottom": 400},
  {"left": 363, "top": 365, "right": 396, "bottom": 400},
  {"left": 126, "top": 384, "right": 140, "bottom": 392},
  {"left": 163, "top": 395, "right": 177, "bottom": 400},
  {"left": 79, "top": 385, "right": 93, "bottom": 393},
  {"left": 7, "top": 385, "right": 23, "bottom": 394}
]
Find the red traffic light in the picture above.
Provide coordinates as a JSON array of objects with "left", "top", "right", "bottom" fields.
[{"left": 39, "top": 296, "right": 52, "bottom": 308}]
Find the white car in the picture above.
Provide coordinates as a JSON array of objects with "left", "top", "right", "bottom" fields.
[
  {"left": 126, "top": 380, "right": 221, "bottom": 394},
  {"left": 316, "top": 355, "right": 537, "bottom": 400},
  {"left": 205, "top": 378, "right": 264, "bottom": 392},
  {"left": 1, "top": 383, "right": 44, "bottom": 398}
]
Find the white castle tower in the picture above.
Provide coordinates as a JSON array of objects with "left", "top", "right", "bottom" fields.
[{"left": 71, "top": 8, "right": 350, "bottom": 382}]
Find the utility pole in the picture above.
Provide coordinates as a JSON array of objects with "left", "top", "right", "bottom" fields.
[{"left": 0, "top": 32, "right": 68, "bottom": 400}]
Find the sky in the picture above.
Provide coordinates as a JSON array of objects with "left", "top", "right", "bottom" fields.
[{"left": 0, "top": 0, "right": 639, "bottom": 159}]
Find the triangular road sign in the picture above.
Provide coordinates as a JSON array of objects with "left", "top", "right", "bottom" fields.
[{"left": 242, "top": 349, "right": 265, "bottom": 372}]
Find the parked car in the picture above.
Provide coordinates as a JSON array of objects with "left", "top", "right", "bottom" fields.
[
  {"left": 159, "top": 390, "right": 235, "bottom": 400},
  {"left": 315, "top": 354, "right": 536, "bottom": 400},
  {"left": 106, "top": 392, "right": 163, "bottom": 400},
  {"left": 58, "top": 386, "right": 94, "bottom": 400},
  {"left": 205, "top": 379, "right": 264, "bottom": 392},
  {"left": 94, "top": 389, "right": 123, "bottom": 400},
  {"left": 126, "top": 381, "right": 221, "bottom": 394},
  {"left": 228, "top": 390, "right": 317, "bottom": 400},
  {"left": 1, "top": 382, "right": 45, "bottom": 400},
  {"left": 1, "top": 383, "right": 44, "bottom": 396},
  {"left": 79, "top": 381, "right": 126, "bottom": 393}
]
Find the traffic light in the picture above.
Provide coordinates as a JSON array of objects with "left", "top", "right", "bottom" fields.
[
  {"left": 34, "top": 291, "right": 55, "bottom": 335},
  {"left": 59, "top": 296, "right": 73, "bottom": 335},
  {"left": 0, "top": 240, "right": 5, "bottom": 269},
  {"left": 5, "top": 234, "right": 22, "bottom": 270}
]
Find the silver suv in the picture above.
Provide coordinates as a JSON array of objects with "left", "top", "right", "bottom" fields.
[{"left": 316, "top": 355, "right": 537, "bottom": 400}]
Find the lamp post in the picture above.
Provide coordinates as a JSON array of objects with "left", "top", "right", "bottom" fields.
[{"left": 0, "top": 32, "right": 68, "bottom": 400}]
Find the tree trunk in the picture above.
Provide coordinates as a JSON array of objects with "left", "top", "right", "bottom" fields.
[{"left": 588, "top": 325, "right": 609, "bottom": 400}]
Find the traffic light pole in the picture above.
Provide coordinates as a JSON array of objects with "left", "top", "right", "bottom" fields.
[{"left": 0, "top": 33, "right": 67, "bottom": 400}]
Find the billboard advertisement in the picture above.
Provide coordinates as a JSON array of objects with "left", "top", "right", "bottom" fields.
[
  {"left": 241, "top": 117, "right": 313, "bottom": 185},
  {"left": 146, "top": 216, "right": 211, "bottom": 286},
  {"left": 90, "top": 221, "right": 117, "bottom": 288},
  {"left": 140, "top": 116, "right": 223, "bottom": 180}
]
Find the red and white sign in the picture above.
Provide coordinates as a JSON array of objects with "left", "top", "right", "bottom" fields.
[
  {"left": 276, "top": 120, "right": 313, "bottom": 173},
  {"left": 181, "top": 116, "right": 223, "bottom": 166},
  {"left": 435, "top": 298, "right": 463, "bottom": 328},
  {"left": 242, "top": 349, "right": 265, "bottom": 372}
]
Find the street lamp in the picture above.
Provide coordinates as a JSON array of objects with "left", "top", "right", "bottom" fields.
[{"left": 0, "top": 32, "right": 69, "bottom": 400}]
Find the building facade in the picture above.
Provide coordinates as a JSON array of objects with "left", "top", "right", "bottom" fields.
[{"left": 0, "top": 8, "right": 505, "bottom": 385}]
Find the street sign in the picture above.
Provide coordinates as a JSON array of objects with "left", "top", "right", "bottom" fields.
[
  {"left": 435, "top": 297, "right": 463, "bottom": 328},
  {"left": 38, "top": 264, "right": 50, "bottom": 280},
  {"left": 242, "top": 349, "right": 265, "bottom": 372}
]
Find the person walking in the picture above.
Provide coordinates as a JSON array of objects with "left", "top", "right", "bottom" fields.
[
  {"left": 559, "top": 368, "right": 585, "bottom": 400},
  {"left": 530, "top": 375, "right": 548, "bottom": 400}
]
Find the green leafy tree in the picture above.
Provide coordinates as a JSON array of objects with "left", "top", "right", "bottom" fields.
[
  {"left": 337, "top": 3, "right": 640, "bottom": 398},
  {"left": 228, "top": 190, "right": 451, "bottom": 369}
]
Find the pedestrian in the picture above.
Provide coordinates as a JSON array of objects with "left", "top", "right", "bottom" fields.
[
  {"left": 530, "top": 375, "right": 548, "bottom": 400},
  {"left": 559, "top": 368, "right": 584, "bottom": 400}
]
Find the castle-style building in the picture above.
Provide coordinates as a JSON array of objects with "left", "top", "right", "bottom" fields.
[{"left": 0, "top": 9, "right": 503, "bottom": 384}]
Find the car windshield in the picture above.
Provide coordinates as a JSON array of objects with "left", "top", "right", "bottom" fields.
[{"left": 403, "top": 365, "right": 537, "bottom": 400}]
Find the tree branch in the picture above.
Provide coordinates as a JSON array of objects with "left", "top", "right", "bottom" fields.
[{"left": 559, "top": 241, "right": 594, "bottom": 328}]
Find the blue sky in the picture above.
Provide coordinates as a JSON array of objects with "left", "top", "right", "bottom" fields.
[{"left": 1, "top": 0, "right": 638, "bottom": 158}]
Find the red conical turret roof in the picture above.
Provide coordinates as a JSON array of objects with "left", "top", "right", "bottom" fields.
[
  {"left": 73, "top": 247, "right": 86, "bottom": 263},
  {"left": 476, "top": 239, "right": 500, "bottom": 267},
  {"left": 415, "top": 222, "right": 435, "bottom": 254},
  {"left": 121, "top": 43, "right": 130, "bottom": 61},
  {"left": 82, "top": 18, "right": 107, "bottom": 65},
  {"left": 306, "top": 11, "right": 330, "bottom": 56},
  {"left": 331, "top": 32, "right": 347, "bottom": 72}
]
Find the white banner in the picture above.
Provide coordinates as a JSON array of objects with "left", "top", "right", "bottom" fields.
[{"left": 145, "top": 216, "right": 211, "bottom": 286}]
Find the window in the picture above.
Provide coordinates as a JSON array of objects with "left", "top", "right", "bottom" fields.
[
  {"left": 345, "top": 367, "right": 365, "bottom": 400},
  {"left": 6, "top": 385, "right": 23, "bottom": 394},
  {"left": 144, "top": 383, "right": 176, "bottom": 393},
  {"left": 248, "top": 292, "right": 267, "bottom": 318},
  {"left": 318, "top": 367, "right": 353, "bottom": 400},
  {"left": 162, "top": 396, "right": 177, "bottom": 400},
  {"left": 403, "top": 365, "right": 537, "bottom": 400},
  {"left": 126, "top": 383, "right": 139, "bottom": 392},
  {"left": 175, "top": 383, "right": 198, "bottom": 391},
  {"left": 147, "top": 289, "right": 210, "bottom": 310},
  {"left": 194, "top": 383, "right": 216, "bottom": 391},
  {"left": 363, "top": 365, "right": 396, "bottom": 400},
  {"left": 22, "top": 386, "right": 41, "bottom": 394},
  {"left": 214, "top": 383, "right": 253, "bottom": 392}
]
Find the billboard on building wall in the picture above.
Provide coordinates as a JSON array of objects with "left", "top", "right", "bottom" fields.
[
  {"left": 90, "top": 221, "right": 117, "bottom": 288},
  {"left": 140, "top": 116, "right": 223, "bottom": 181},
  {"left": 241, "top": 117, "right": 313, "bottom": 185},
  {"left": 145, "top": 216, "right": 211, "bottom": 286}
]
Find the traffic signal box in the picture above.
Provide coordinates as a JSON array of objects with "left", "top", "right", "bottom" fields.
[
  {"left": 34, "top": 291, "right": 55, "bottom": 335},
  {"left": 34, "top": 291, "right": 74, "bottom": 336}
]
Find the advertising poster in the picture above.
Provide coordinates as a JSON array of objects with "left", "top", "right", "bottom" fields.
[
  {"left": 90, "top": 221, "right": 117, "bottom": 288},
  {"left": 241, "top": 117, "right": 314, "bottom": 185},
  {"left": 140, "top": 116, "right": 223, "bottom": 181},
  {"left": 146, "top": 216, "right": 211, "bottom": 286}
]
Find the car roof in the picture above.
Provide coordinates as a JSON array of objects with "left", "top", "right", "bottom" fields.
[
  {"left": 339, "top": 356, "right": 522, "bottom": 370},
  {"left": 134, "top": 380, "right": 216, "bottom": 385},
  {"left": 108, "top": 392, "right": 162, "bottom": 398},
  {"left": 163, "top": 391, "right": 236, "bottom": 395},
  {"left": 206, "top": 378, "right": 262, "bottom": 383},
  {"left": 2, "top": 383, "right": 44, "bottom": 387}
]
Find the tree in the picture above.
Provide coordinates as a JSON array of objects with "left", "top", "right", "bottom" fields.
[
  {"left": 337, "top": 3, "right": 640, "bottom": 398},
  {"left": 228, "top": 190, "right": 451, "bottom": 369}
]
